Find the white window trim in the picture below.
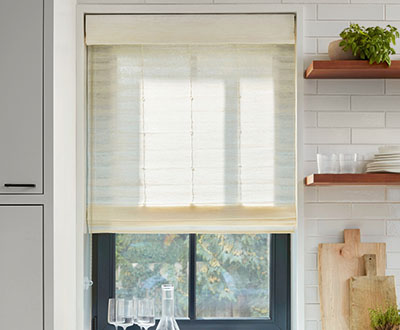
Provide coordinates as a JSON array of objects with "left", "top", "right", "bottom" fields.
[{"left": 76, "top": 4, "right": 304, "bottom": 330}]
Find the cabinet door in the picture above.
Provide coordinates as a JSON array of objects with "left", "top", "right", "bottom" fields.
[
  {"left": 0, "top": 0, "right": 43, "bottom": 194},
  {"left": 0, "top": 206, "right": 43, "bottom": 330}
]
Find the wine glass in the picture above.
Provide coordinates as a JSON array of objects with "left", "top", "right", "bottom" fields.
[
  {"left": 132, "top": 297, "right": 139, "bottom": 325},
  {"left": 137, "top": 298, "right": 155, "bottom": 330},
  {"left": 108, "top": 298, "right": 125, "bottom": 330},
  {"left": 120, "top": 299, "right": 135, "bottom": 330}
]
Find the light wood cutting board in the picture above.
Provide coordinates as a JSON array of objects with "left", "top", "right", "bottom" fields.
[
  {"left": 350, "top": 254, "right": 397, "bottom": 330},
  {"left": 319, "top": 229, "right": 386, "bottom": 330}
]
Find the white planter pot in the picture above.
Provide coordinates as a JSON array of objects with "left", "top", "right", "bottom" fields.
[{"left": 328, "top": 39, "right": 359, "bottom": 60}]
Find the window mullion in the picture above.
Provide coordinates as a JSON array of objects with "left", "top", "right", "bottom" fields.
[{"left": 189, "top": 234, "right": 197, "bottom": 320}]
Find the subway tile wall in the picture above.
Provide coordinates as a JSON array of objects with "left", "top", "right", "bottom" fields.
[
  {"left": 300, "top": 6, "right": 399, "bottom": 327},
  {"left": 304, "top": 30, "right": 400, "bottom": 328},
  {"left": 78, "top": 0, "right": 400, "bottom": 328},
  {"left": 304, "top": 2, "right": 400, "bottom": 325}
]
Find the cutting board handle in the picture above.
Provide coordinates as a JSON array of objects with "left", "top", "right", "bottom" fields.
[
  {"left": 344, "top": 229, "right": 361, "bottom": 245},
  {"left": 364, "top": 254, "right": 377, "bottom": 276}
]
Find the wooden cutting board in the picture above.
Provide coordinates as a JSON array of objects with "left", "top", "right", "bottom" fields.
[
  {"left": 350, "top": 254, "right": 397, "bottom": 330},
  {"left": 319, "top": 229, "right": 386, "bottom": 330}
]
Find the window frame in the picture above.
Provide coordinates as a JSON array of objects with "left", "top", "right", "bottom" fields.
[{"left": 92, "top": 233, "right": 290, "bottom": 330}]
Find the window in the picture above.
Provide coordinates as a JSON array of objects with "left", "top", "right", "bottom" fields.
[
  {"left": 87, "top": 13, "right": 296, "bottom": 330},
  {"left": 92, "top": 234, "right": 290, "bottom": 329}
]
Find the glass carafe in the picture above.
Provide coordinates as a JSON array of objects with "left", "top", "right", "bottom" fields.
[{"left": 155, "top": 284, "right": 180, "bottom": 330}]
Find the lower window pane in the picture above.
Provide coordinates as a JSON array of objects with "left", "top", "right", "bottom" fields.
[
  {"left": 115, "top": 234, "right": 189, "bottom": 317},
  {"left": 196, "top": 234, "right": 271, "bottom": 318}
]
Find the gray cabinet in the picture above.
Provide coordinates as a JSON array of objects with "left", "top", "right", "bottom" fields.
[
  {"left": 0, "top": 206, "right": 43, "bottom": 330},
  {"left": 0, "top": 0, "right": 43, "bottom": 194}
]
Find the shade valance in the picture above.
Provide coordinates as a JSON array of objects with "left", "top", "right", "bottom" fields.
[{"left": 85, "top": 14, "right": 295, "bottom": 45}]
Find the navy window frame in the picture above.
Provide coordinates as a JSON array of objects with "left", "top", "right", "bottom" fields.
[{"left": 92, "top": 233, "right": 290, "bottom": 330}]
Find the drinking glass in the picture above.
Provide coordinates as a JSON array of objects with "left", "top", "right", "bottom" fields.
[
  {"left": 120, "top": 299, "right": 135, "bottom": 330},
  {"left": 108, "top": 298, "right": 125, "bottom": 330},
  {"left": 132, "top": 297, "right": 139, "bottom": 325},
  {"left": 317, "top": 153, "right": 339, "bottom": 174},
  {"left": 355, "top": 154, "right": 365, "bottom": 173},
  {"left": 339, "top": 153, "right": 360, "bottom": 173},
  {"left": 137, "top": 298, "right": 156, "bottom": 330}
]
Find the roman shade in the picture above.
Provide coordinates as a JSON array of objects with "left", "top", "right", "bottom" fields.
[{"left": 87, "top": 14, "right": 297, "bottom": 234}]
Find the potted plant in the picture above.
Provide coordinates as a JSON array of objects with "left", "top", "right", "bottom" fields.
[
  {"left": 369, "top": 305, "right": 400, "bottom": 330},
  {"left": 328, "top": 24, "right": 399, "bottom": 66}
]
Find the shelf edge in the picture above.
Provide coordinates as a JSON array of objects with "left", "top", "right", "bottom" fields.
[{"left": 305, "top": 173, "right": 400, "bottom": 186}]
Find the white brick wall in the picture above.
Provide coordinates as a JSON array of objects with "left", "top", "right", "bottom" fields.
[
  {"left": 304, "top": 0, "right": 400, "bottom": 319},
  {"left": 300, "top": 0, "right": 400, "bottom": 324},
  {"left": 78, "top": 0, "right": 400, "bottom": 328},
  {"left": 288, "top": 0, "right": 400, "bottom": 327}
]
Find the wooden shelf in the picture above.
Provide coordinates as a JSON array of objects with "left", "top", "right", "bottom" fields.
[
  {"left": 305, "top": 173, "right": 400, "bottom": 186},
  {"left": 305, "top": 60, "right": 400, "bottom": 79}
]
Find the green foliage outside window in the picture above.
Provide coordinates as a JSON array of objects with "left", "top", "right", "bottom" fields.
[
  {"left": 115, "top": 234, "right": 270, "bottom": 318},
  {"left": 116, "top": 234, "right": 189, "bottom": 316},
  {"left": 196, "top": 234, "right": 270, "bottom": 318}
]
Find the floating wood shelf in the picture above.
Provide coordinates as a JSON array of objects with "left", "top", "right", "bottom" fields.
[
  {"left": 305, "top": 60, "right": 400, "bottom": 79},
  {"left": 305, "top": 173, "right": 400, "bottom": 186}
]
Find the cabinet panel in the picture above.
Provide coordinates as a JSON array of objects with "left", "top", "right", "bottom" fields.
[
  {"left": 0, "top": 0, "right": 43, "bottom": 194},
  {"left": 0, "top": 206, "right": 43, "bottom": 330}
]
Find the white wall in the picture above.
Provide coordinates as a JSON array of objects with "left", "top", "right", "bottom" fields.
[
  {"left": 302, "top": 7, "right": 400, "bottom": 330},
  {"left": 71, "top": 1, "right": 400, "bottom": 330},
  {"left": 304, "top": 92, "right": 400, "bottom": 330},
  {"left": 54, "top": 1, "right": 77, "bottom": 330}
]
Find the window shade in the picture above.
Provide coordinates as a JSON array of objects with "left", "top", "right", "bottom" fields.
[{"left": 87, "top": 15, "right": 296, "bottom": 234}]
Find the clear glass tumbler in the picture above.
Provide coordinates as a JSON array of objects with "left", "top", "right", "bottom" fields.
[
  {"left": 339, "top": 153, "right": 359, "bottom": 173},
  {"left": 317, "top": 153, "right": 339, "bottom": 174}
]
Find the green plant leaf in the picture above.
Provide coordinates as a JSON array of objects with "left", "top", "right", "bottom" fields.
[
  {"left": 369, "top": 305, "right": 400, "bottom": 329},
  {"left": 339, "top": 24, "right": 399, "bottom": 65}
]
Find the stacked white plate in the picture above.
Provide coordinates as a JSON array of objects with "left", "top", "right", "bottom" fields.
[{"left": 367, "top": 146, "right": 400, "bottom": 173}]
